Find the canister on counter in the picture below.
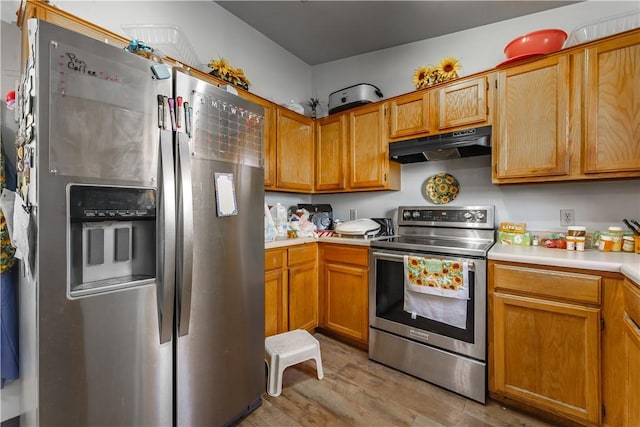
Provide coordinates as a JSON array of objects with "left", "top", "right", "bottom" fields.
[
  {"left": 566, "top": 226, "right": 585, "bottom": 251},
  {"left": 607, "top": 226, "right": 623, "bottom": 252},
  {"left": 622, "top": 235, "right": 635, "bottom": 252},
  {"left": 598, "top": 234, "right": 613, "bottom": 252},
  {"left": 575, "top": 236, "right": 586, "bottom": 252},
  {"left": 567, "top": 226, "right": 586, "bottom": 237}
]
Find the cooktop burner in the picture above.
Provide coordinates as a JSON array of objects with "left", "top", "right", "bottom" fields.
[{"left": 370, "top": 205, "right": 496, "bottom": 257}]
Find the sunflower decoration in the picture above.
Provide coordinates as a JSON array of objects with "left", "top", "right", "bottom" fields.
[
  {"left": 413, "top": 56, "right": 462, "bottom": 89},
  {"left": 424, "top": 172, "right": 460, "bottom": 205},
  {"left": 437, "top": 56, "right": 462, "bottom": 81},
  {"left": 208, "top": 58, "right": 251, "bottom": 90}
]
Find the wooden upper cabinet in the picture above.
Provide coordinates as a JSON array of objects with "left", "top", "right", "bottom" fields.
[
  {"left": 275, "top": 107, "right": 315, "bottom": 192},
  {"left": 583, "top": 31, "right": 640, "bottom": 174},
  {"left": 388, "top": 90, "right": 431, "bottom": 140},
  {"left": 315, "top": 113, "right": 347, "bottom": 192},
  {"left": 262, "top": 103, "right": 277, "bottom": 189},
  {"left": 493, "top": 55, "right": 571, "bottom": 180},
  {"left": 437, "top": 75, "right": 488, "bottom": 130},
  {"left": 349, "top": 103, "right": 400, "bottom": 190}
]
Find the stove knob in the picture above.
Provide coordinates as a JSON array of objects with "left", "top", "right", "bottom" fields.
[
  {"left": 464, "top": 212, "right": 473, "bottom": 219},
  {"left": 402, "top": 210, "right": 412, "bottom": 220},
  {"left": 475, "top": 212, "right": 485, "bottom": 220},
  {"left": 412, "top": 210, "right": 421, "bottom": 220}
]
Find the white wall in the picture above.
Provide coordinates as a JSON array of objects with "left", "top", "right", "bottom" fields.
[
  {"left": 312, "top": 156, "right": 640, "bottom": 234},
  {"left": 306, "top": 0, "right": 640, "bottom": 234},
  {"left": 311, "top": 1, "right": 640, "bottom": 108},
  {"left": 21, "top": 1, "right": 313, "bottom": 107}
]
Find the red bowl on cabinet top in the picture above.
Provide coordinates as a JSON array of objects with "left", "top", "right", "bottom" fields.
[{"left": 504, "top": 29, "right": 568, "bottom": 58}]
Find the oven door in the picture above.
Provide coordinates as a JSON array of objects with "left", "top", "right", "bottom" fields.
[{"left": 369, "top": 248, "right": 486, "bottom": 361}]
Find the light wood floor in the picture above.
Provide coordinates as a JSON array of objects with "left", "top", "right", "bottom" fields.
[{"left": 239, "top": 333, "right": 553, "bottom": 427}]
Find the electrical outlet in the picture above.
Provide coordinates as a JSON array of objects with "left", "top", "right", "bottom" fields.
[
  {"left": 350, "top": 209, "right": 357, "bottom": 220},
  {"left": 560, "top": 209, "right": 575, "bottom": 226}
]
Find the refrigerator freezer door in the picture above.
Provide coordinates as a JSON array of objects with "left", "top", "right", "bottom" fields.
[
  {"left": 29, "top": 20, "right": 173, "bottom": 426},
  {"left": 174, "top": 71, "right": 265, "bottom": 426}
]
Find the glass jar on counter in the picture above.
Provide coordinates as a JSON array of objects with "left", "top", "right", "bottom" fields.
[
  {"left": 566, "top": 226, "right": 586, "bottom": 251},
  {"left": 607, "top": 227, "right": 623, "bottom": 252},
  {"left": 567, "top": 226, "right": 586, "bottom": 237},
  {"left": 622, "top": 235, "right": 635, "bottom": 252},
  {"left": 598, "top": 234, "right": 614, "bottom": 252}
]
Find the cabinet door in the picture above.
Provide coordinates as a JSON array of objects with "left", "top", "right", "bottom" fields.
[
  {"left": 584, "top": 32, "right": 640, "bottom": 174},
  {"left": 262, "top": 103, "right": 277, "bottom": 189},
  {"left": 438, "top": 76, "right": 487, "bottom": 130},
  {"left": 276, "top": 107, "right": 315, "bottom": 191},
  {"left": 349, "top": 103, "right": 390, "bottom": 189},
  {"left": 388, "top": 91, "right": 431, "bottom": 139},
  {"left": 315, "top": 113, "right": 347, "bottom": 192},
  {"left": 623, "top": 279, "right": 640, "bottom": 427},
  {"left": 265, "top": 268, "right": 287, "bottom": 337},
  {"left": 288, "top": 245, "right": 318, "bottom": 331},
  {"left": 265, "top": 248, "right": 287, "bottom": 337},
  {"left": 625, "top": 315, "right": 640, "bottom": 427},
  {"left": 492, "top": 293, "right": 600, "bottom": 425},
  {"left": 494, "top": 56, "right": 570, "bottom": 180},
  {"left": 323, "top": 262, "right": 368, "bottom": 343},
  {"left": 288, "top": 261, "right": 318, "bottom": 331}
]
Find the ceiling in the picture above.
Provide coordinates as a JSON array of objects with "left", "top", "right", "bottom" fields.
[{"left": 215, "top": 1, "right": 579, "bottom": 65}]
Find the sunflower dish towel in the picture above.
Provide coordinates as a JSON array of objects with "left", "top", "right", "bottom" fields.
[{"left": 403, "top": 256, "right": 469, "bottom": 328}]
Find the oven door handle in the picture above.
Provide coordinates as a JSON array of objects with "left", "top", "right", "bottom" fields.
[{"left": 372, "top": 251, "right": 475, "bottom": 271}]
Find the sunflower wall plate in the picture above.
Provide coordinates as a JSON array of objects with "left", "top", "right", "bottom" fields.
[{"left": 424, "top": 172, "right": 459, "bottom": 204}]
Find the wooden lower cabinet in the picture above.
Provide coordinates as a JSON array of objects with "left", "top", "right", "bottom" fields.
[
  {"left": 288, "top": 244, "right": 318, "bottom": 331},
  {"left": 319, "top": 244, "right": 369, "bottom": 348},
  {"left": 489, "top": 262, "right": 602, "bottom": 426},
  {"left": 264, "top": 244, "right": 318, "bottom": 337},
  {"left": 264, "top": 248, "right": 288, "bottom": 337},
  {"left": 623, "top": 279, "right": 640, "bottom": 427}
]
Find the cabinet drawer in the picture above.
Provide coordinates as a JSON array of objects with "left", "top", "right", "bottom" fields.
[
  {"left": 624, "top": 278, "right": 640, "bottom": 327},
  {"left": 493, "top": 264, "right": 601, "bottom": 304},
  {"left": 322, "top": 244, "right": 368, "bottom": 267},
  {"left": 265, "top": 248, "right": 286, "bottom": 271},
  {"left": 288, "top": 244, "right": 316, "bottom": 266}
]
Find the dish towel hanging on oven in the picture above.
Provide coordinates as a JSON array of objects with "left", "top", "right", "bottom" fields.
[{"left": 403, "top": 255, "right": 469, "bottom": 329}]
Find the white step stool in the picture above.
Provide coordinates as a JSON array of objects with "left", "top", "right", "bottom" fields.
[{"left": 265, "top": 329, "right": 324, "bottom": 397}]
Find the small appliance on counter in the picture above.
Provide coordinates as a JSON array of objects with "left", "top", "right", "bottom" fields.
[
  {"left": 333, "top": 218, "right": 394, "bottom": 238},
  {"left": 328, "top": 83, "right": 383, "bottom": 114},
  {"left": 334, "top": 218, "right": 380, "bottom": 237},
  {"left": 297, "top": 204, "right": 333, "bottom": 230}
]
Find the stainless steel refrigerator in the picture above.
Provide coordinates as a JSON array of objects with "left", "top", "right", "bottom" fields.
[{"left": 17, "top": 19, "right": 265, "bottom": 426}]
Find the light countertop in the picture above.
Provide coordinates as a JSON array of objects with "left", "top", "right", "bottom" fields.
[
  {"left": 488, "top": 244, "right": 640, "bottom": 284},
  {"left": 265, "top": 239, "right": 640, "bottom": 284},
  {"left": 264, "top": 235, "right": 376, "bottom": 249}
]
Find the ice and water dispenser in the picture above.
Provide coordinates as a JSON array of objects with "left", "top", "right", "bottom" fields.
[{"left": 68, "top": 185, "right": 156, "bottom": 297}]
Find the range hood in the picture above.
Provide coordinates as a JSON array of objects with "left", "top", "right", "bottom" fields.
[{"left": 389, "top": 125, "right": 491, "bottom": 163}]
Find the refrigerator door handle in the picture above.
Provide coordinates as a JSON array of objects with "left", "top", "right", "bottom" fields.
[
  {"left": 158, "top": 130, "right": 177, "bottom": 344},
  {"left": 177, "top": 132, "right": 194, "bottom": 336}
]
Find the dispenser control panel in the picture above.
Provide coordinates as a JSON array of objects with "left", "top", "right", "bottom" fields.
[{"left": 69, "top": 185, "right": 156, "bottom": 221}]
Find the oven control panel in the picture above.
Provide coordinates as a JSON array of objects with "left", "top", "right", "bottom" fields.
[{"left": 398, "top": 206, "right": 495, "bottom": 229}]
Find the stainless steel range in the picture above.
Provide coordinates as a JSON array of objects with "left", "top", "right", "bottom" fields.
[{"left": 368, "top": 205, "right": 495, "bottom": 403}]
